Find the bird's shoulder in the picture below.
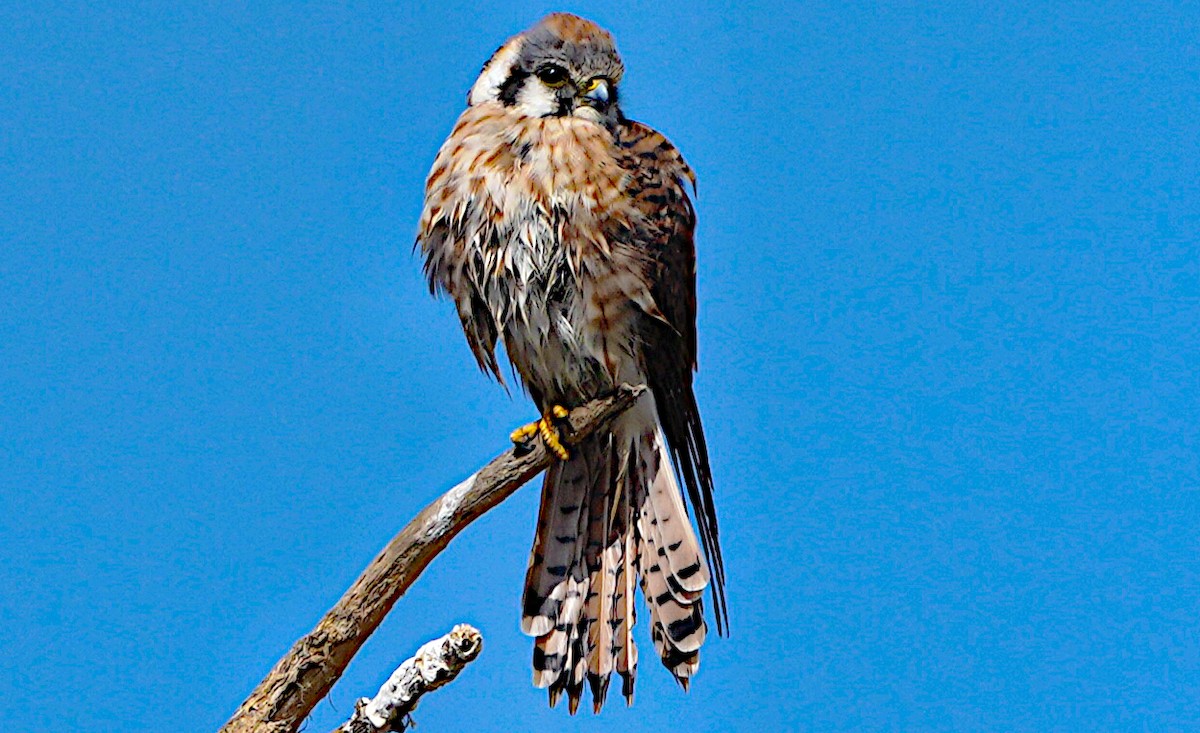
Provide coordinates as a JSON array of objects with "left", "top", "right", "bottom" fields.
[{"left": 614, "top": 119, "right": 696, "bottom": 194}]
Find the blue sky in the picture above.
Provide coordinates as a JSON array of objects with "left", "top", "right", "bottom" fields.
[{"left": 2, "top": 1, "right": 1197, "bottom": 730}]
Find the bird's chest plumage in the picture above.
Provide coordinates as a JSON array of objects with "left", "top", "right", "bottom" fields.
[{"left": 419, "top": 105, "right": 654, "bottom": 405}]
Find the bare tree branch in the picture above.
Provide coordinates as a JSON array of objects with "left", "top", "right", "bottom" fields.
[
  {"left": 334, "top": 624, "right": 483, "bottom": 733},
  {"left": 219, "top": 384, "right": 646, "bottom": 733}
]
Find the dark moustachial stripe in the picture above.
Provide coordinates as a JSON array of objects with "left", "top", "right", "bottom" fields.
[{"left": 498, "top": 68, "right": 529, "bottom": 106}]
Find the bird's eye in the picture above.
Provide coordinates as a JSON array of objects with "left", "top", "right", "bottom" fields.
[{"left": 535, "top": 65, "right": 569, "bottom": 88}]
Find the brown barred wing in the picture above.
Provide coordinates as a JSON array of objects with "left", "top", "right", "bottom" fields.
[{"left": 615, "top": 120, "right": 728, "bottom": 634}]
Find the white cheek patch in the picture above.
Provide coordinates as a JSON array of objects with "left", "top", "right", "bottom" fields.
[
  {"left": 469, "top": 38, "right": 523, "bottom": 106},
  {"left": 515, "top": 82, "right": 559, "bottom": 118}
]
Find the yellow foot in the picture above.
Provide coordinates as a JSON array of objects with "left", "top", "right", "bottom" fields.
[{"left": 510, "top": 405, "right": 570, "bottom": 460}]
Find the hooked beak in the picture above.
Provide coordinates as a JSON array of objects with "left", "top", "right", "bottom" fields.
[{"left": 582, "top": 78, "right": 610, "bottom": 107}]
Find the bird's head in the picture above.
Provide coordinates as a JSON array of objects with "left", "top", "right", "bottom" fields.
[{"left": 468, "top": 13, "right": 624, "bottom": 129}]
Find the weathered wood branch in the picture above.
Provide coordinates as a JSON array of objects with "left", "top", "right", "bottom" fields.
[
  {"left": 219, "top": 384, "right": 646, "bottom": 733},
  {"left": 334, "top": 624, "right": 483, "bottom": 733}
]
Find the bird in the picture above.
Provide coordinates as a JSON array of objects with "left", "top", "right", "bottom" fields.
[{"left": 416, "top": 13, "right": 726, "bottom": 714}]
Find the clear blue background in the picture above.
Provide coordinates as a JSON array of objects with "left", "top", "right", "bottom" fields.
[{"left": 2, "top": 1, "right": 1197, "bottom": 730}]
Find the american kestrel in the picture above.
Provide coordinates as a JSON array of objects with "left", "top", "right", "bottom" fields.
[{"left": 417, "top": 13, "right": 726, "bottom": 713}]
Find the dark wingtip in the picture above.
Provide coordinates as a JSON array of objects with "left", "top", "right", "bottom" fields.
[{"left": 652, "top": 379, "right": 730, "bottom": 636}]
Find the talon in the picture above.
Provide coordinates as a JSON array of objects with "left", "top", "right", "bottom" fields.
[
  {"left": 510, "top": 420, "right": 540, "bottom": 445},
  {"left": 511, "top": 405, "right": 571, "bottom": 460},
  {"left": 538, "top": 412, "right": 571, "bottom": 461}
]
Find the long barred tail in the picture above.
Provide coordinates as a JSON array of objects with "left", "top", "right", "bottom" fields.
[{"left": 521, "top": 395, "right": 710, "bottom": 713}]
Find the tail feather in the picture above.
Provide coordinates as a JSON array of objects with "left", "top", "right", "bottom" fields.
[
  {"left": 554, "top": 609, "right": 587, "bottom": 714},
  {"left": 522, "top": 457, "right": 588, "bottom": 637},
  {"left": 640, "top": 430, "right": 709, "bottom": 596},
  {"left": 527, "top": 456, "right": 592, "bottom": 691},
  {"left": 523, "top": 392, "right": 714, "bottom": 711},
  {"left": 613, "top": 519, "right": 638, "bottom": 705},
  {"left": 584, "top": 444, "right": 617, "bottom": 710},
  {"left": 637, "top": 504, "right": 707, "bottom": 654},
  {"left": 536, "top": 575, "right": 587, "bottom": 694},
  {"left": 586, "top": 535, "right": 620, "bottom": 711},
  {"left": 554, "top": 438, "right": 616, "bottom": 714}
]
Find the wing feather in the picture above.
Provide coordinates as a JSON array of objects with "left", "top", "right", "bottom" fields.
[{"left": 615, "top": 120, "right": 728, "bottom": 633}]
